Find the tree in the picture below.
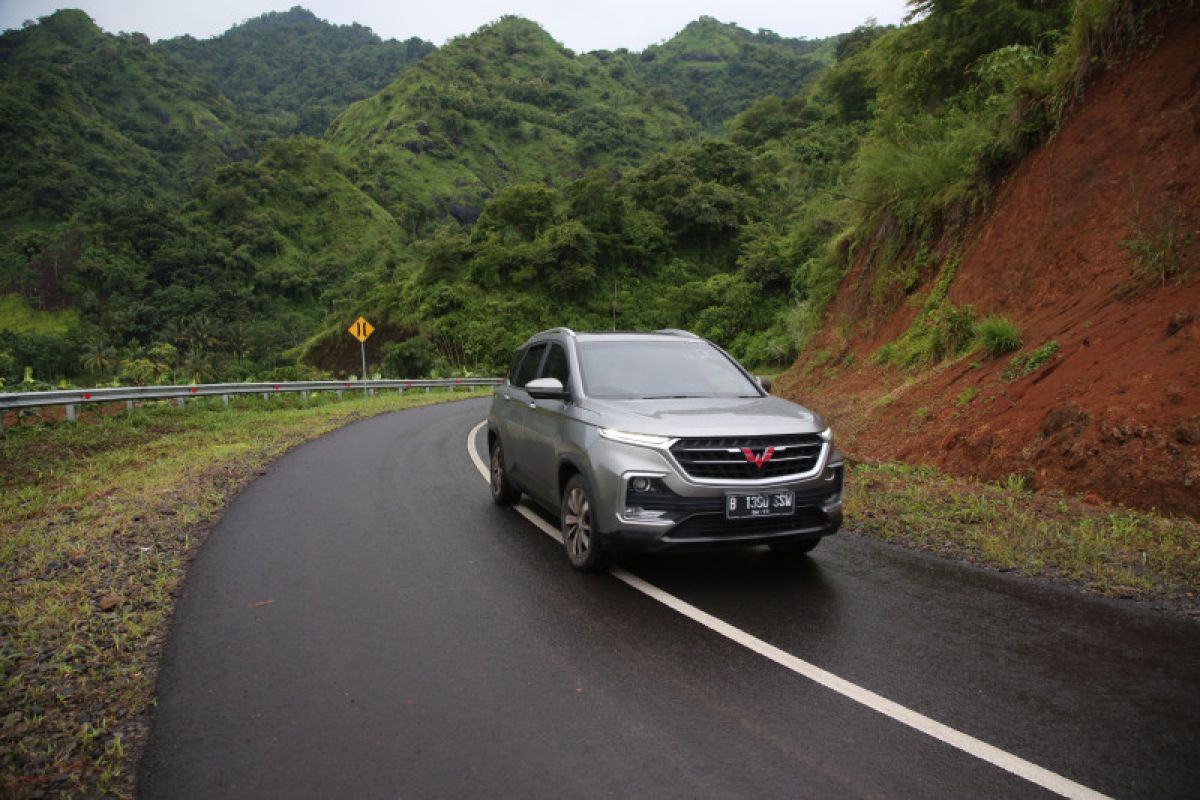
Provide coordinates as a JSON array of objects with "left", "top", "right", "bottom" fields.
[
  {"left": 80, "top": 335, "right": 117, "bottom": 378},
  {"left": 381, "top": 337, "right": 439, "bottom": 378}
]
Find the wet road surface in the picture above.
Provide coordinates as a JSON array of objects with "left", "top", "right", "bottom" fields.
[{"left": 140, "top": 398, "right": 1200, "bottom": 798}]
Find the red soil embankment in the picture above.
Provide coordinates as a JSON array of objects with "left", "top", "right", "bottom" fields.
[{"left": 781, "top": 14, "right": 1200, "bottom": 518}]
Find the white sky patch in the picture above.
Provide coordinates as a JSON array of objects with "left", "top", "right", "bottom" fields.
[{"left": 0, "top": 0, "right": 910, "bottom": 51}]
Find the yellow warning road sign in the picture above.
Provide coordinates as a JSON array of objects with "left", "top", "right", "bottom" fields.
[{"left": 348, "top": 316, "right": 375, "bottom": 343}]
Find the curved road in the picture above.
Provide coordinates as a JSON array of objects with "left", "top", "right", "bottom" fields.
[{"left": 140, "top": 398, "right": 1200, "bottom": 798}]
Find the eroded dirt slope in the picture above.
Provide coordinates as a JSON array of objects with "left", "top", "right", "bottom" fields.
[{"left": 780, "top": 14, "right": 1200, "bottom": 518}]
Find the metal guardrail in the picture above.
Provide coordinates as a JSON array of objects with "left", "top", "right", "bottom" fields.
[{"left": 0, "top": 378, "right": 503, "bottom": 432}]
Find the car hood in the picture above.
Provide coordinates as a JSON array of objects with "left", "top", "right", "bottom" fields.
[{"left": 578, "top": 395, "right": 827, "bottom": 438}]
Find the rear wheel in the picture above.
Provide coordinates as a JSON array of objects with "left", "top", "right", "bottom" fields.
[
  {"left": 490, "top": 441, "right": 519, "bottom": 506},
  {"left": 561, "top": 475, "right": 608, "bottom": 573}
]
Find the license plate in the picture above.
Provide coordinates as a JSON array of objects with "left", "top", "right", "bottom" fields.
[{"left": 725, "top": 491, "right": 795, "bottom": 519}]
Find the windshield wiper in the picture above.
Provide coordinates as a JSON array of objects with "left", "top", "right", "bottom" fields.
[{"left": 640, "top": 394, "right": 705, "bottom": 399}]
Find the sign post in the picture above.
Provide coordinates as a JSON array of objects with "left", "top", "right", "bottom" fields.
[{"left": 347, "top": 316, "right": 375, "bottom": 398}]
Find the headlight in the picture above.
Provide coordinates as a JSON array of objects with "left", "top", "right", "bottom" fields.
[
  {"left": 599, "top": 428, "right": 672, "bottom": 447},
  {"left": 818, "top": 427, "right": 833, "bottom": 442}
]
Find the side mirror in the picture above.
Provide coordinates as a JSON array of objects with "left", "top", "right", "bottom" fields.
[
  {"left": 526, "top": 377, "right": 567, "bottom": 400},
  {"left": 757, "top": 376, "right": 773, "bottom": 394}
]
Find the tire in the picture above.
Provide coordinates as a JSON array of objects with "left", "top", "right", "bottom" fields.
[
  {"left": 769, "top": 537, "right": 821, "bottom": 555},
  {"left": 490, "top": 440, "right": 519, "bottom": 506},
  {"left": 560, "top": 474, "right": 609, "bottom": 573}
]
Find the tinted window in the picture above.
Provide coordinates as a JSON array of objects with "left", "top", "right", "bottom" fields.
[
  {"left": 507, "top": 348, "right": 523, "bottom": 382},
  {"left": 512, "top": 343, "right": 546, "bottom": 388},
  {"left": 576, "top": 340, "right": 759, "bottom": 399},
  {"left": 541, "top": 343, "right": 570, "bottom": 387}
]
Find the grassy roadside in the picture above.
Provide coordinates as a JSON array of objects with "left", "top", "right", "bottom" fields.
[
  {"left": 846, "top": 462, "right": 1200, "bottom": 617},
  {"left": 0, "top": 389, "right": 489, "bottom": 799}
]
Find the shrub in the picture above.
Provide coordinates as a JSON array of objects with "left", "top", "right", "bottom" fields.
[
  {"left": 976, "top": 316, "right": 1022, "bottom": 358},
  {"left": 382, "top": 337, "right": 439, "bottom": 378},
  {"left": 1002, "top": 340, "right": 1060, "bottom": 380}
]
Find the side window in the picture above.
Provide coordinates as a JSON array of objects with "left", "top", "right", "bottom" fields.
[
  {"left": 507, "top": 348, "right": 523, "bottom": 383},
  {"left": 512, "top": 343, "right": 546, "bottom": 388},
  {"left": 541, "top": 343, "right": 570, "bottom": 387}
]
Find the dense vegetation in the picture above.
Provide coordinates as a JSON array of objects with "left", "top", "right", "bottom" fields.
[
  {"left": 0, "top": 1, "right": 1153, "bottom": 390},
  {"left": 159, "top": 7, "right": 434, "bottom": 146},
  {"left": 629, "top": 16, "right": 835, "bottom": 131},
  {"left": 0, "top": 10, "right": 243, "bottom": 225},
  {"left": 326, "top": 16, "right": 698, "bottom": 228}
]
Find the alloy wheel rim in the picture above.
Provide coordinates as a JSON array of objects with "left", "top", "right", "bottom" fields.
[
  {"left": 564, "top": 487, "right": 591, "bottom": 560},
  {"left": 490, "top": 448, "right": 503, "bottom": 496}
]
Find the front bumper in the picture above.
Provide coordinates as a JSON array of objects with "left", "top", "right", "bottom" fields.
[{"left": 585, "top": 432, "right": 844, "bottom": 552}]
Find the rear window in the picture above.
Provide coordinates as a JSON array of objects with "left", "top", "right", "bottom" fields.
[{"left": 576, "top": 339, "right": 759, "bottom": 399}]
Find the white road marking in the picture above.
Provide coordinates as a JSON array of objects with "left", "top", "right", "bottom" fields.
[{"left": 466, "top": 420, "right": 1109, "bottom": 799}]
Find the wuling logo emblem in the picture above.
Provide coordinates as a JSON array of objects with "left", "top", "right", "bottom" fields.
[{"left": 741, "top": 447, "right": 775, "bottom": 469}]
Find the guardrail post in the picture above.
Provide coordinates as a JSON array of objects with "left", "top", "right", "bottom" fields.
[
  {"left": 262, "top": 392, "right": 269, "bottom": 401},
  {"left": 176, "top": 397, "right": 186, "bottom": 407},
  {"left": 302, "top": 390, "right": 310, "bottom": 400},
  {"left": 222, "top": 394, "right": 229, "bottom": 407},
  {"left": 64, "top": 404, "right": 77, "bottom": 422},
  {"left": 337, "top": 389, "right": 344, "bottom": 400},
  {"left": 125, "top": 400, "right": 134, "bottom": 411},
  {"left": 425, "top": 386, "right": 431, "bottom": 393},
  {"left": 0, "top": 413, "right": 5, "bottom": 435}
]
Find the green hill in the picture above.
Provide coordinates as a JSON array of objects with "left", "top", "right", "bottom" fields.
[
  {"left": 158, "top": 7, "right": 434, "bottom": 147},
  {"left": 0, "top": 9, "right": 243, "bottom": 228},
  {"left": 630, "top": 16, "right": 835, "bottom": 131},
  {"left": 326, "top": 16, "right": 699, "bottom": 227}
]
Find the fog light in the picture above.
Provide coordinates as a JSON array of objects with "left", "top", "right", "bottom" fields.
[
  {"left": 623, "top": 506, "right": 667, "bottom": 521},
  {"left": 631, "top": 476, "right": 651, "bottom": 493}
]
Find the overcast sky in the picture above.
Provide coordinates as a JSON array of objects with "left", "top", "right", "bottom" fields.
[{"left": 0, "top": 1, "right": 911, "bottom": 51}]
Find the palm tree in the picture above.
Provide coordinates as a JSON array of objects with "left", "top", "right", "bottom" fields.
[
  {"left": 224, "top": 320, "right": 253, "bottom": 365},
  {"left": 80, "top": 336, "right": 117, "bottom": 379},
  {"left": 184, "top": 314, "right": 220, "bottom": 355}
]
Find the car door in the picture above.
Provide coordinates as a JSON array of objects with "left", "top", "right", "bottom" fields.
[
  {"left": 522, "top": 341, "right": 572, "bottom": 506},
  {"left": 497, "top": 342, "right": 547, "bottom": 487}
]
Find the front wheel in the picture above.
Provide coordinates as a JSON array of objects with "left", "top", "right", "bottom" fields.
[
  {"left": 490, "top": 441, "right": 519, "bottom": 506},
  {"left": 561, "top": 475, "right": 608, "bottom": 573}
]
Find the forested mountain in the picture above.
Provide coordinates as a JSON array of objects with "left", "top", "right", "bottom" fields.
[
  {"left": 158, "top": 7, "right": 434, "bottom": 146},
  {"left": 0, "top": 9, "right": 244, "bottom": 227},
  {"left": 326, "top": 16, "right": 697, "bottom": 229},
  {"left": 628, "top": 16, "right": 834, "bottom": 131}
]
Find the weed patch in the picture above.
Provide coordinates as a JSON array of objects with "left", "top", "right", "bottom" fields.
[
  {"left": 976, "top": 316, "right": 1022, "bottom": 357},
  {"left": 1002, "top": 339, "right": 1060, "bottom": 379},
  {"left": 1121, "top": 206, "right": 1193, "bottom": 289},
  {"left": 847, "top": 462, "right": 1200, "bottom": 615}
]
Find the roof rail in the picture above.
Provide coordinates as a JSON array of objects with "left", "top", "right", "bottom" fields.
[{"left": 652, "top": 328, "right": 699, "bottom": 338}]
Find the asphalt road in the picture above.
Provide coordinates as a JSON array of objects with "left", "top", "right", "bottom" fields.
[{"left": 140, "top": 397, "right": 1200, "bottom": 798}]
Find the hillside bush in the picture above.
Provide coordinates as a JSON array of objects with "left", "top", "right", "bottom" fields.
[
  {"left": 1003, "top": 340, "right": 1060, "bottom": 379},
  {"left": 381, "top": 337, "right": 440, "bottom": 378},
  {"left": 976, "top": 316, "right": 1023, "bottom": 358}
]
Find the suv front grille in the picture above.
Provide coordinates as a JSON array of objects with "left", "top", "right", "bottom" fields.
[{"left": 670, "top": 434, "right": 824, "bottom": 480}]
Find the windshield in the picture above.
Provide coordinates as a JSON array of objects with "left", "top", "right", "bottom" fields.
[{"left": 576, "top": 339, "right": 761, "bottom": 399}]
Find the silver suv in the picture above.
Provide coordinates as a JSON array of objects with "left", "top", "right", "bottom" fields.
[{"left": 486, "top": 329, "right": 843, "bottom": 571}]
